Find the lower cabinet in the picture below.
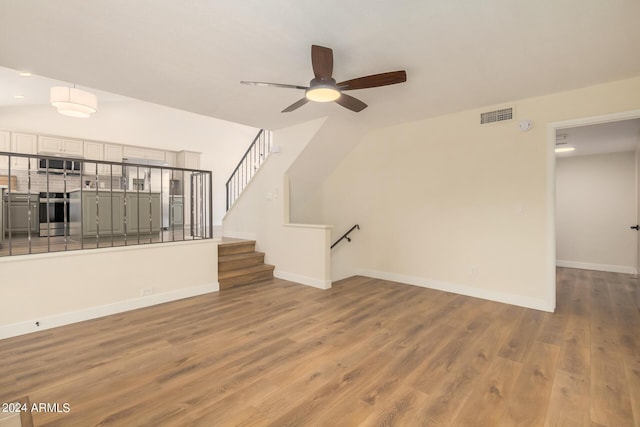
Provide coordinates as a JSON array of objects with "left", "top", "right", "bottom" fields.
[
  {"left": 82, "top": 192, "right": 124, "bottom": 236},
  {"left": 123, "top": 193, "right": 161, "bottom": 234},
  {"left": 3, "top": 194, "right": 39, "bottom": 235},
  {"left": 169, "top": 197, "right": 184, "bottom": 228},
  {"left": 69, "top": 191, "right": 161, "bottom": 237}
]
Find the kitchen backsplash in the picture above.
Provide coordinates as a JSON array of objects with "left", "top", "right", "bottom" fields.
[{"left": 0, "top": 169, "right": 120, "bottom": 193}]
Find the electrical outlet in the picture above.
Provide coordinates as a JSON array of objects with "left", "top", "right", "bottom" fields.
[{"left": 140, "top": 287, "right": 154, "bottom": 297}]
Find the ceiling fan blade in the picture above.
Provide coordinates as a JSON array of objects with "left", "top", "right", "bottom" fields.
[
  {"left": 282, "top": 98, "right": 309, "bottom": 113},
  {"left": 335, "top": 93, "right": 367, "bottom": 112},
  {"left": 337, "top": 70, "right": 407, "bottom": 91},
  {"left": 241, "top": 81, "right": 308, "bottom": 90},
  {"left": 311, "top": 45, "right": 333, "bottom": 79}
]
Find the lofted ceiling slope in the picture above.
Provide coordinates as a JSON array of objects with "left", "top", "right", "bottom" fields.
[{"left": 1, "top": 0, "right": 639, "bottom": 130}]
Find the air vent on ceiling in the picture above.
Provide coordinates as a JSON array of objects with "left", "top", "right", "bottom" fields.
[{"left": 480, "top": 107, "right": 513, "bottom": 125}]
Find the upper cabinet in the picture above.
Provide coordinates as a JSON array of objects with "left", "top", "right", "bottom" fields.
[
  {"left": 123, "top": 146, "right": 165, "bottom": 162},
  {"left": 165, "top": 151, "right": 177, "bottom": 167},
  {"left": 11, "top": 133, "right": 38, "bottom": 170},
  {"left": 83, "top": 141, "right": 124, "bottom": 176},
  {"left": 104, "top": 144, "right": 123, "bottom": 176},
  {"left": 38, "top": 136, "right": 83, "bottom": 157},
  {"left": 0, "top": 130, "right": 10, "bottom": 169},
  {"left": 83, "top": 141, "right": 104, "bottom": 161},
  {"left": 1, "top": 130, "right": 201, "bottom": 173},
  {"left": 177, "top": 151, "right": 201, "bottom": 169}
]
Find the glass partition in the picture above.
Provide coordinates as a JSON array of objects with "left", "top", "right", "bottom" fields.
[{"left": 0, "top": 152, "right": 213, "bottom": 257}]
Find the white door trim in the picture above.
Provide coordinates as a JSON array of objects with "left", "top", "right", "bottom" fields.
[{"left": 547, "top": 109, "right": 640, "bottom": 310}]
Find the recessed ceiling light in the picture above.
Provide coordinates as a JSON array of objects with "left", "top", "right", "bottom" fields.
[
  {"left": 555, "top": 146, "right": 575, "bottom": 153},
  {"left": 18, "top": 72, "right": 32, "bottom": 77},
  {"left": 13, "top": 95, "right": 25, "bottom": 99}
]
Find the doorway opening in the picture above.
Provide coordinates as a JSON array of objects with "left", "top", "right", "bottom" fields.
[{"left": 548, "top": 110, "right": 640, "bottom": 309}]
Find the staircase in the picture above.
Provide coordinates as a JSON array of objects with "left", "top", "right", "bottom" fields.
[{"left": 218, "top": 239, "right": 275, "bottom": 289}]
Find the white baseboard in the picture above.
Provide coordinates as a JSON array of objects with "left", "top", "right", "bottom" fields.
[
  {"left": 556, "top": 260, "right": 637, "bottom": 275},
  {"left": 274, "top": 270, "right": 332, "bottom": 290},
  {"left": 0, "top": 283, "right": 219, "bottom": 340},
  {"left": 356, "top": 269, "right": 553, "bottom": 312}
]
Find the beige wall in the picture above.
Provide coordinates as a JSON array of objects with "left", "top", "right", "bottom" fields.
[
  {"left": 0, "top": 240, "right": 218, "bottom": 339},
  {"left": 304, "top": 76, "right": 640, "bottom": 311},
  {"left": 556, "top": 151, "right": 636, "bottom": 273},
  {"left": 223, "top": 118, "right": 333, "bottom": 288}
]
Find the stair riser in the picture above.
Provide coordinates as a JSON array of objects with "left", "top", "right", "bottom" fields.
[
  {"left": 219, "top": 270, "right": 274, "bottom": 289},
  {"left": 219, "top": 255, "right": 265, "bottom": 272},
  {"left": 218, "top": 243, "right": 256, "bottom": 256}
]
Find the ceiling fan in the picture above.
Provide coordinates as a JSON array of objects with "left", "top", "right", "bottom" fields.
[{"left": 241, "top": 45, "right": 407, "bottom": 113}]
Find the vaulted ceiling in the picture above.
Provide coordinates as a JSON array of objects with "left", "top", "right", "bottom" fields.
[{"left": 1, "top": 1, "right": 639, "bottom": 130}]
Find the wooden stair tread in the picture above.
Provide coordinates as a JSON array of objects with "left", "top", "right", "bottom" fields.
[
  {"left": 218, "top": 263, "right": 275, "bottom": 280},
  {"left": 217, "top": 238, "right": 272, "bottom": 289},
  {"left": 218, "top": 251, "right": 265, "bottom": 262},
  {"left": 218, "top": 239, "right": 256, "bottom": 248},
  {"left": 218, "top": 240, "right": 257, "bottom": 256}
]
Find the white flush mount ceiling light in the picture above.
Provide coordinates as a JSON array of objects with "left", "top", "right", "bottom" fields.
[{"left": 50, "top": 86, "right": 97, "bottom": 118}]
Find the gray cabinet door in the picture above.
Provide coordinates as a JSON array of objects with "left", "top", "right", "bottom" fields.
[
  {"left": 123, "top": 193, "right": 161, "bottom": 234},
  {"left": 4, "top": 200, "right": 39, "bottom": 234},
  {"left": 83, "top": 193, "right": 123, "bottom": 236},
  {"left": 170, "top": 199, "right": 183, "bottom": 227}
]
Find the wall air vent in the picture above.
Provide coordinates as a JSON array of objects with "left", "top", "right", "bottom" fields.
[{"left": 480, "top": 107, "right": 514, "bottom": 124}]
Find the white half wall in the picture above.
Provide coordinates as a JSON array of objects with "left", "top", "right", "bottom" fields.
[
  {"left": 556, "top": 151, "right": 637, "bottom": 274},
  {"left": 0, "top": 240, "right": 218, "bottom": 339},
  {"left": 222, "top": 118, "right": 332, "bottom": 289}
]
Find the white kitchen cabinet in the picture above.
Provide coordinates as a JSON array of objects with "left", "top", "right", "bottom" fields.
[
  {"left": 83, "top": 141, "right": 123, "bottom": 176},
  {"left": 39, "top": 136, "right": 83, "bottom": 156},
  {"left": 104, "top": 144, "right": 123, "bottom": 176},
  {"left": 83, "top": 141, "right": 104, "bottom": 161},
  {"left": 10, "top": 133, "right": 37, "bottom": 170},
  {"left": 123, "top": 146, "right": 165, "bottom": 162},
  {"left": 177, "top": 151, "right": 201, "bottom": 169},
  {"left": 165, "top": 151, "right": 177, "bottom": 167},
  {"left": 105, "top": 144, "right": 123, "bottom": 162},
  {"left": 83, "top": 141, "right": 106, "bottom": 175},
  {"left": 0, "top": 130, "right": 10, "bottom": 169},
  {"left": 83, "top": 141, "right": 104, "bottom": 174}
]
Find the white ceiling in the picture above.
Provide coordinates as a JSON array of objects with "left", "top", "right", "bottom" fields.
[
  {"left": 557, "top": 119, "right": 640, "bottom": 157},
  {"left": 1, "top": 1, "right": 639, "bottom": 131}
]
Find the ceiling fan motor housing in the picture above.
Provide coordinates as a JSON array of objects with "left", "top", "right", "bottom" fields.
[{"left": 305, "top": 78, "right": 341, "bottom": 102}]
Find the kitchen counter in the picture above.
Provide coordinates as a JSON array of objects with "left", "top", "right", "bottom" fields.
[{"left": 67, "top": 188, "right": 159, "bottom": 194}]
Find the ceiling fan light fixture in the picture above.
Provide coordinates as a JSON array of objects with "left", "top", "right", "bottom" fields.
[
  {"left": 50, "top": 86, "right": 97, "bottom": 118},
  {"left": 555, "top": 146, "right": 575, "bottom": 153},
  {"left": 305, "top": 85, "right": 341, "bottom": 103}
]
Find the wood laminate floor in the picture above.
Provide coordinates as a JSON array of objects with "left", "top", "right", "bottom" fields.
[{"left": 1, "top": 268, "right": 639, "bottom": 426}]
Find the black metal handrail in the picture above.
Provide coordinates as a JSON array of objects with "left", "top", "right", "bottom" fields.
[
  {"left": 331, "top": 224, "right": 360, "bottom": 249},
  {"left": 225, "top": 129, "right": 271, "bottom": 211}
]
